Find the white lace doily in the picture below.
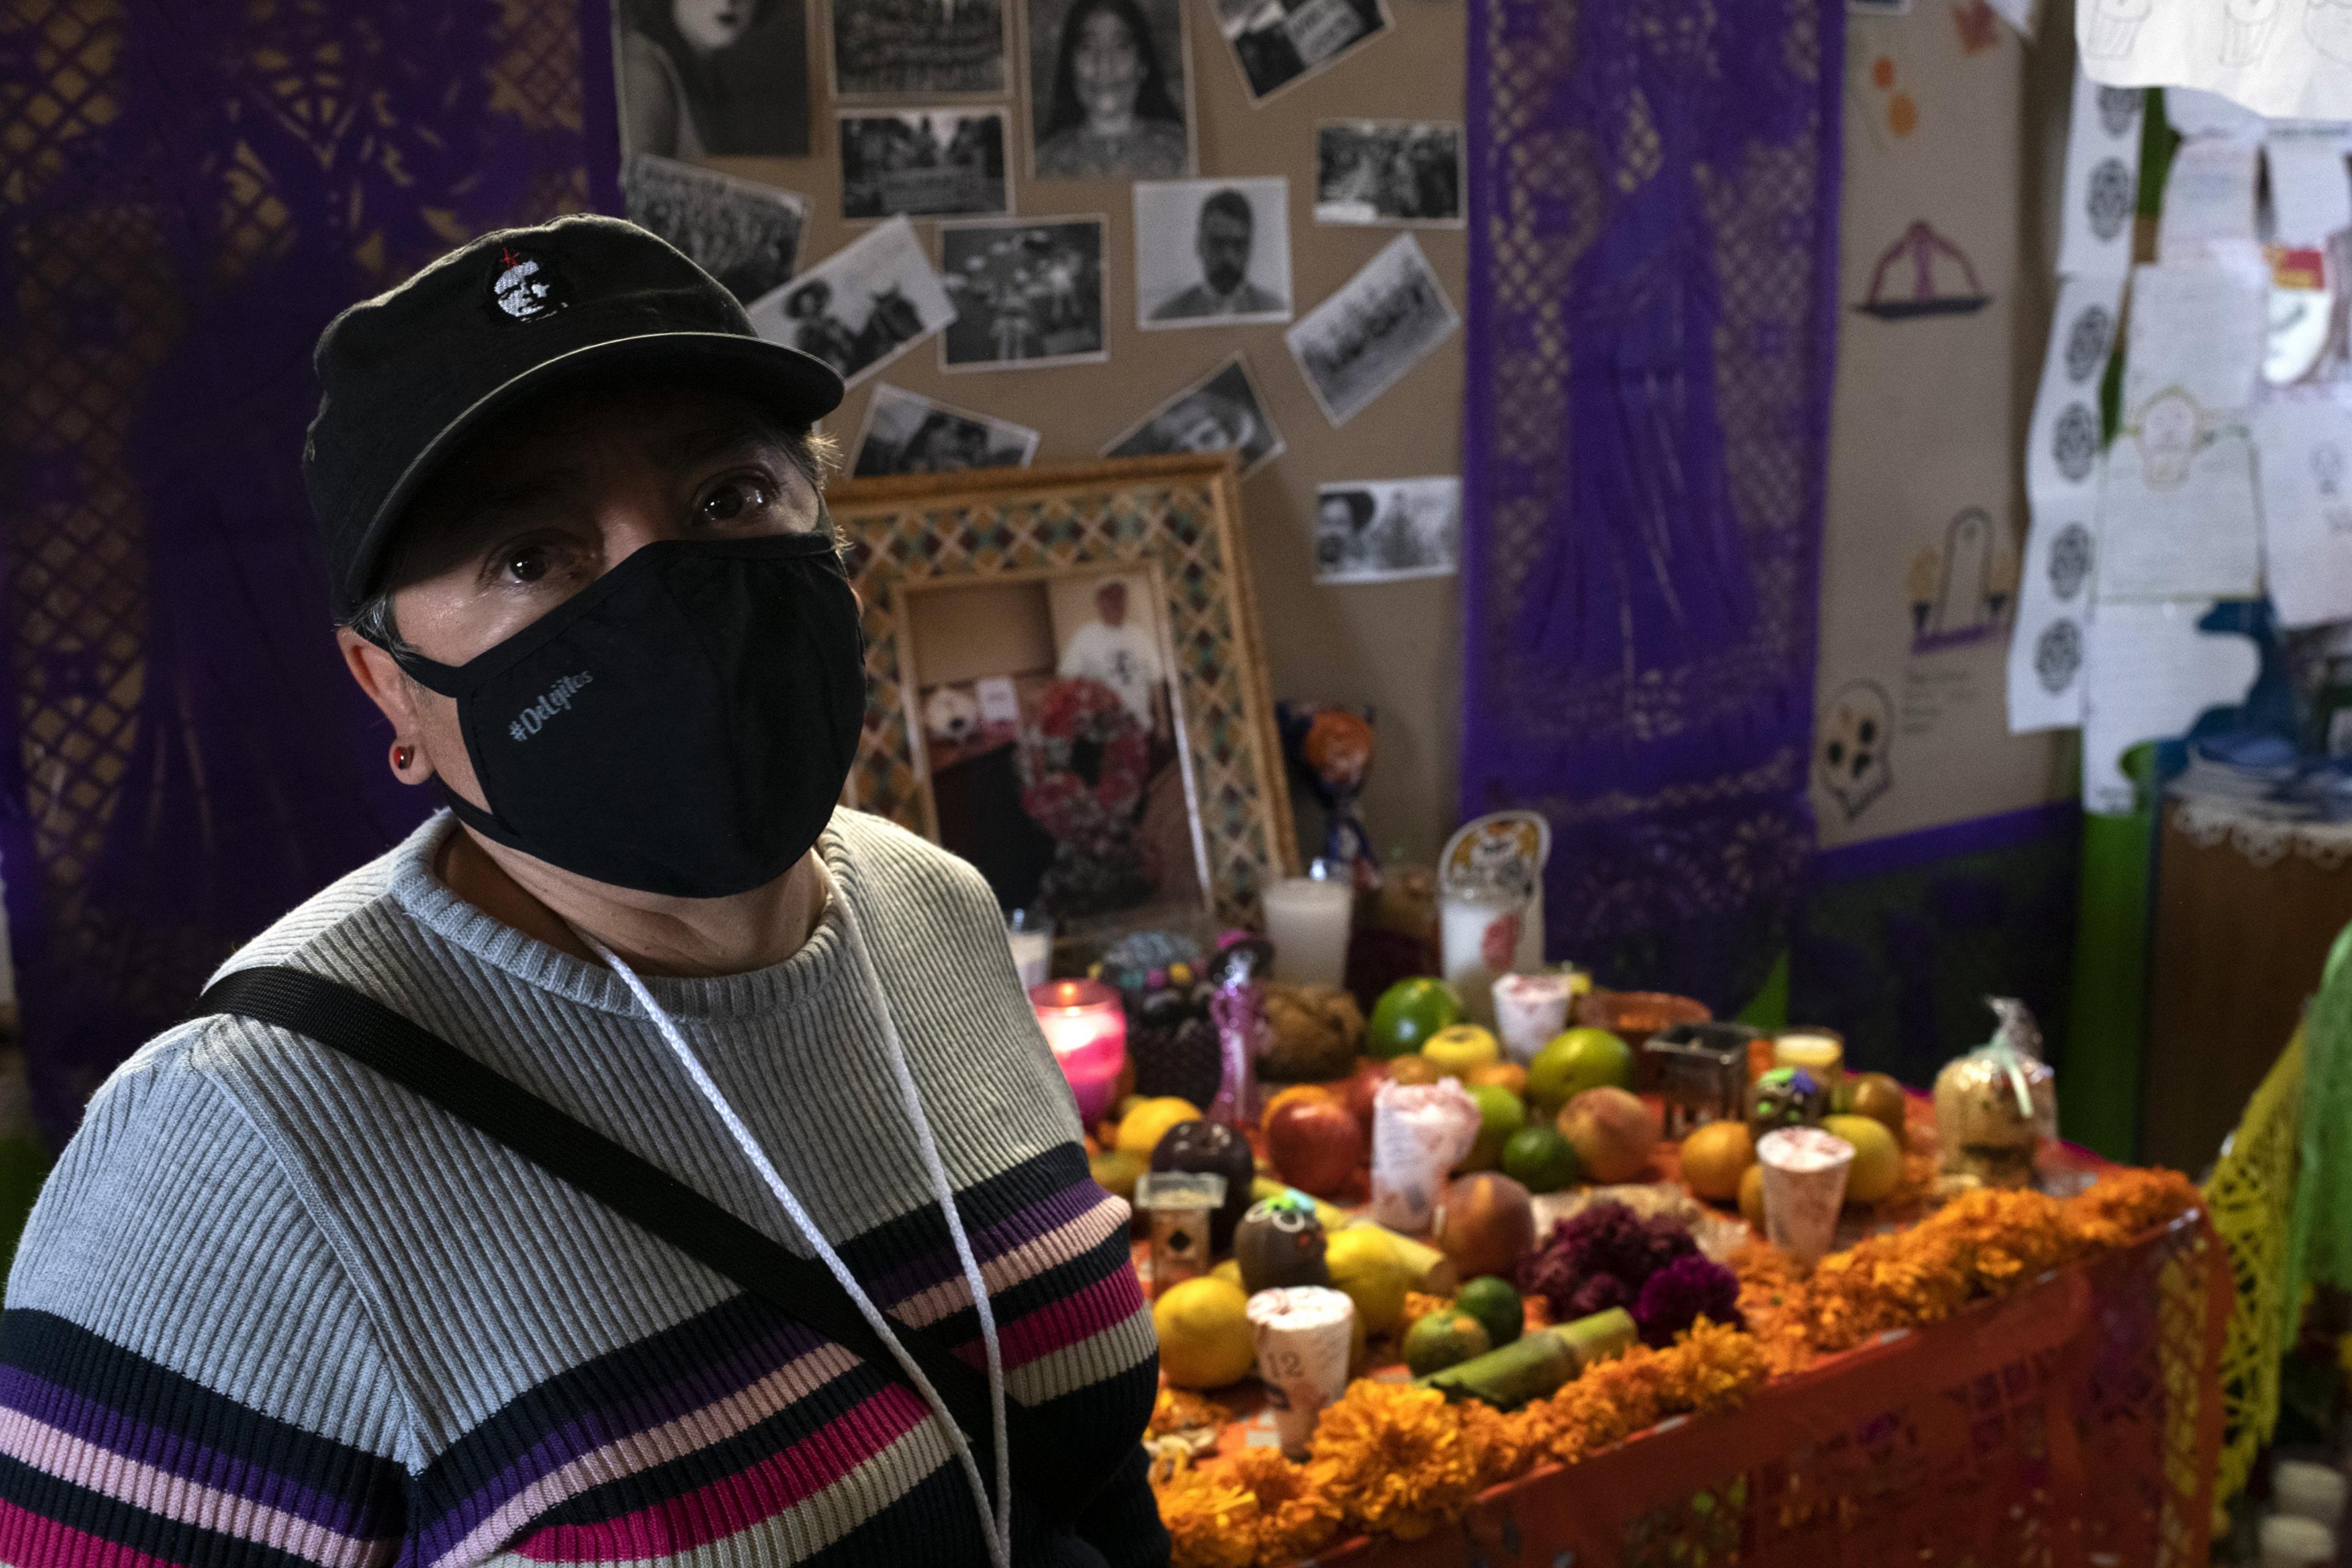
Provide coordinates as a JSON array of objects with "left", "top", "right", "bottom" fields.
[{"left": 2171, "top": 794, "right": 2352, "bottom": 872}]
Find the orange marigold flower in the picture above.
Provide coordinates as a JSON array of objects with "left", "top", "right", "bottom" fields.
[
  {"left": 1306, "top": 1382, "right": 1488, "bottom": 1540},
  {"left": 1156, "top": 1461, "right": 1261, "bottom": 1568},
  {"left": 1221, "top": 1447, "right": 1343, "bottom": 1567}
]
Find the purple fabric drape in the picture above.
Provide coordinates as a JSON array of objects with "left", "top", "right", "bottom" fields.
[
  {"left": 1459, "top": 0, "right": 1843, "bottom": 1011},
  {"left": 0, "top": 1, "right": 620, "bottom": 1140}
]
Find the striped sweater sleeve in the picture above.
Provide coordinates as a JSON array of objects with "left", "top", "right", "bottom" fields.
[{"left": 0, "top": 1034, "right": 412, "bottom": 1567}]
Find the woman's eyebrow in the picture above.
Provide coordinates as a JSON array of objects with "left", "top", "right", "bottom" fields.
[{"left": 649, "top": 417, "right": 791, "bottom": 472}]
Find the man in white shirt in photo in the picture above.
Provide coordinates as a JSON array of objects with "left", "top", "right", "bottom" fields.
[{"left": 1057, "top": 578, "right": 1167, "bottom": 739}]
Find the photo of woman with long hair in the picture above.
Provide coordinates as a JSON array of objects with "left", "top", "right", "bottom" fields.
[
  {"left": 1028, "top": 0, "right": 1193, "bottom": 180},
  {"left": 617, "top": 0, "right": 810, "bottom": 157}
]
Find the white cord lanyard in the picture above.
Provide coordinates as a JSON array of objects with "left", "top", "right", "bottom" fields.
[{"left": 577, "top": 867, "right": 1013, "bottom": 1568}]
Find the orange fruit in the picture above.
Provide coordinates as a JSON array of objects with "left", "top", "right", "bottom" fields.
[
  {"left": 1468, "top": 1062, "right": 1528, "bottom": 1096},
  {"left": 1679, "top": 1120, "right": 1755, "bottom": 1204}
]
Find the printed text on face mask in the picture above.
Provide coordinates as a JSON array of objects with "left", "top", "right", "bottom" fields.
[{"left": 508, "top": 673, "right": 594, "bottom": 742}]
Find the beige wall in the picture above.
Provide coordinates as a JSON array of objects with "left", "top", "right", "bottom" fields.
[{"left": 708, "top": 0, "right": 1467, "bottom": 861}]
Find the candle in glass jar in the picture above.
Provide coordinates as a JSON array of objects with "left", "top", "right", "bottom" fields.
[
  {"left": 1438, "top": 892, "right": 1540, "bottom": 1023},
  {"left": 1030, "top": 979, "right": 1126, "bottom": 1123},
  {"left": 1773, "top": 1031, "right": 1845, "bottom": 1096},
  {"left": 1263, "top": 874, "right": 1354, "bottom": 986}
]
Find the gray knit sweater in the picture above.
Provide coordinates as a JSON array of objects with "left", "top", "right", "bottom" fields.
[{"left": 0, "top": 809, "right": 1164, "bottom": 1567}]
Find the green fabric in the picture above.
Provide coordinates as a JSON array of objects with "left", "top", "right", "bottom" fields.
[
  {"left": 2285, "top": 921, "right": 2352, "bottom": 1338},
  {"left": 1736, "top": 950, "right": 1790, "bottom": 1031},
  {"left": 2062, "top": 742, "right": 2154, "bottom": 1160}
]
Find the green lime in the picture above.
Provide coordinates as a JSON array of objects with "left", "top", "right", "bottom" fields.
[
  {"left": 1526, "top": 1027, "right": 1634, "bottom": 1114},
  {"left": 1401, "top": 1307, "right": 1491, "bottom": 1377},
  {"left": 1454, "top": 1275, "right": 1524, "bottom": 1348},
  {"left": 1459, "top": 1083, "right": 1526, "bottom": 1171},
  {"left": 1365, "top": 978, "right": 1464, "bottom": 1059},
  {"left": 1500, "top": 1123, "right": 1581, "bottom": 1193}
]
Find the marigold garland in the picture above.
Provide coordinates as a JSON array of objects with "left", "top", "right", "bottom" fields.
[{"left": 1151, "top": 1169, "right": 2199, "bottom": 1566}]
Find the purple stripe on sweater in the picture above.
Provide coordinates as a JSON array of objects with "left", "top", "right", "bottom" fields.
[
  {"left": 865, "top": 1179, "right": 1105, "bottom": 1306},
  {"left": 418, "top": 1312, "right": 833, "bottom": 1543},
  {"left": 0, "top": 1364, "right": 382, "bottom": 1537}
]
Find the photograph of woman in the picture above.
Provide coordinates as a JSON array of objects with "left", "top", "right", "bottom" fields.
[
  {"left": 1027, "top": 0, "right": 1194, "bottom": 180},
  {"left": 618, "top": 0, "right": 812, "bottom": 157}
]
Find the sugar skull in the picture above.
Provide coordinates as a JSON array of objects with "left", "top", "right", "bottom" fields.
[
  {"left": 1816, "top": 680, "right": 1893, "bottom": 822},
  {"left": 2063, "top": 304, "right": 2114, "bottom": 385},
  {"left": 2086, "top": 157, "right": 2135, "bottom": 241},
  {"left": 2052, "top": 401, "right": 2100, "bottom": 484},
  {"left": 491, "top": 251, "right": 562, "bottom": 321},
  {"left": 923, "top": 684, "right": 982, "bottom": 745},
  {"left": 2048, "top": 522, "right": 2094, "bottom": 603},
  {"left": 2137, "top": 389, "right": 2200, "bottom": 488}
]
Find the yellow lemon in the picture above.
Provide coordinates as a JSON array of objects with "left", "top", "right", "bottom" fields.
[
  {"left": 1822, "top": 1114, "right": 1902, "bottom": 1205},
  {"left": 1115, "top": 1096, "right": 1204, "bottom": 1159},
  {"left": 1324, "top": 1225, "right": 1412, "bottom": 1335},
  {"left": 1679, "top": 1120, "right": 1756, "bottom": 1203},
  {"left": 1153, "top": 1278, "right": 1255, "bottom": 1389},
  {"left": 1422, "top": 1023, "right": 1502, "bottom": 1079}
]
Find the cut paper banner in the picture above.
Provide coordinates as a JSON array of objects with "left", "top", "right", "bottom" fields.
[
  {"left": 2081, "top": 600, "right": 2259, "bottom": 816},
  {"left": 2155, "top": 136, "right": 2261, "bottom": 268},
  {"left": 2080, "top": 0, "right": 2352, "bottom": 123},
  {"left": 2123, "top": 263, "right": 2267, "bottom": 415},
  {"left": 2097, "top": 411, "right": 2264, "bottom": 600},
  {"left": 2026, "top": 273, "right": 2125, "bottom": 500},
  {"left": 2056, "top": 66, "right": 2144, "bottom": 278},
  {"left": 2008, "top": 503, "right": 2098, "bottom": 731},
  {"left": 2256, "top": 394, "right": 2352, "bottom": 625}
]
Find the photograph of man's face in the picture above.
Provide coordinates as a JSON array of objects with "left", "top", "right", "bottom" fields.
[
  {"left": 1134, "top": 178, "right": 1291, "bottom": 328},
  {"left": 674, "top": 0, "right": 753, "bottom": 50},
  {"left": 1196, "top": 192, "right": 1253, "bottom": 296}
]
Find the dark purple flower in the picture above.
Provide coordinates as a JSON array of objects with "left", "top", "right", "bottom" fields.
[{"left": 1631, "top": 1254, "right": 1745, "bottom": 1348}]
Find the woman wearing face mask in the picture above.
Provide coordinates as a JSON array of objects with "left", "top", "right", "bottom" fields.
[
  {"left": 0, "top": 217, "right": 1166, "bottom": 1568},
  {"left": 622, "top": 0, "right": 810, "bottom": 157},
  {"left": 1034, "top": 0, "right": 1188, "bottom": 180}
]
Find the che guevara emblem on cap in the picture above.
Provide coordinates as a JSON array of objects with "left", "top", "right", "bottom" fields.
[{"left": 303, "top": 214, "right": 844, "bottom": 621}]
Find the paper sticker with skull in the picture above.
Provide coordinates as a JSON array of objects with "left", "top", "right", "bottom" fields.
[{"left": 1815, "top": 681, "right": 1893, "bottom": 823}]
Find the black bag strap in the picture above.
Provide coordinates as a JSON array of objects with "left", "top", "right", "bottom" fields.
[{"left": 195, "top": 963, "right": 1068, "bottom": 1526}]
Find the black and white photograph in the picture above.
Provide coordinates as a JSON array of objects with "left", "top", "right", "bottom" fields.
[
  {"left": 745, "top": 217, "right": 958, "bottom": 386},
  {"left": 1024, "top": 0, "right": 1195, "bottom": 180},
  {"left": 1133, "top": 178, "right": 1291, "bottom": 330},
  {"left": 1101, "top": 353, "right": 1284, "bottom": 475},
  {"left": 829, "top": 0, "right": 1008, "bottom": 97},
  {"left": 1314, "top": 121, "right": 1463, "bottom": 226},
  {"left": 622, "top": 155, "right": 808, "bottom": 304},
  {"left": 853, "top": 384, "right": 1041, "bottom": 476},
  {"left": 839, "top": 110, "right": 1011, "bottom": 219},
  {"left": 940, "top": 217, "right": 1107, "bottom": 369},
  {"left": 1208, "top": 0, "right": 1387, "bottom": 104},
  {"left": 1286, "top": 233, "right": 1458, "bottom": 424},
  {"left": 616, "top": 0, "right": 812, "bottom": 157},
  {"left": 1313, "top": 477, "right": 1460, "bottom": 583}
]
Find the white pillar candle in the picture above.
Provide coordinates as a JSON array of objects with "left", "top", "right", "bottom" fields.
[
  {"left": 1439, "top": 894, "right": 1534, "bottom": 1023},
  {"left": 1005, "top": 910, "right": 1054, "bottom": 991},
  {"left": 1263, "top": 876, "right": 1354, "bottom": 987}
]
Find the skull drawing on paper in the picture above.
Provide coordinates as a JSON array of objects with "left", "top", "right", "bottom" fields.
[
  {"left": 1815, "top": 681, "right": 1893, "bottom": 823},
  {"left": 2136, "top": 389, "right": 2201, "bottom": 488}
]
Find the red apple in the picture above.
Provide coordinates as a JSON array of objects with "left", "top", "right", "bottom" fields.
[
  {"left": 1433, "top": 1171, "right": 1536, "bottom": 1280},
  {"left": 1343, "top": 1058, "right": 1391, "bottom": 1135},
  {"left": 1267, "top": 1098, "right": 1367, "bottom": 1197}
]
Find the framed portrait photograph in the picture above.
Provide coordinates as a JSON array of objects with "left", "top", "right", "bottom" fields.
[
  {"left": 615, "top": 0, "right": 812, "bottom": 157},
  {"left": 829, "top": 0, "right": 1009, "bottom": 97},
  {"left": 1207, "top": 0, "right": 1387, "bottom": 104},
  {"left": 939, "top": 217, "right": 1108, "bottom": 370},
  {"left": 1313, "top": 121, "right": 1463, "bottom": 227},
  {"left": 1023, "top": 0, "right": 1196, "bottom": 181},
  {"left": 1133, "top": 177, "right": 1291, "bottom": 330},
  {"left": 745, "top": 216, "right": 958, "bottom": 386},
  {"left": 622, "top": 154, "right": 809, "bottom": 304},
  {"left": 839, "top": 109, "right": 1011, "bottom": 219},
  {"left": 1101, "top": 352, "right": 1284, "bottom": 475},
  {"left": 831, "top": 454, "right": 1297, "bottom": 929},
  {"left": 853, "top": 384, "right": 1042, "bottom": 477},
  {"left": 1313, "top": 477, "right": 1460, "bottom": 583},
  {"left": 1285, "top": 232, "right": 1458, "bottom": 424}
]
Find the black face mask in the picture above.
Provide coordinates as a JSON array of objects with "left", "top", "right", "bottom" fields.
[{"left": 389, "top": 532, "right": 866, "bottom": 899}]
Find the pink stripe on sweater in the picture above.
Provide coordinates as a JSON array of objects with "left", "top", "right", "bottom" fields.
[
  {"left": 968, "top": 1267, "right": 1145, "bottom": 1372},
  {"left": 506, "top": 1387, "right": 937, "bottom": 1561},
  {"left": 0, "top": 1499, "right": 192, "bottom": 1568},
  {"left": 0, "top": 1408, "right": 389, "bottom": 1568},
  {"left": 889, "top": 1193, "right": 1131, "bottom": 1327}
]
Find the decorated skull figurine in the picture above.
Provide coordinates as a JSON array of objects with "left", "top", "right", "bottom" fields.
[{"left": 1749, "top": 1066, "right": 1829, "bottom": 1135}]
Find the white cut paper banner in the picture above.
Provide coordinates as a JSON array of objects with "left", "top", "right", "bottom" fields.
[
  {"left": 2097, "top": 421, "right": 2264, "bottom": 601},
  {"left": 2256, "top": 394, "right": 2352, "bottom": 625},
  {"left": 2122, "top": 263, "right": 2267, "bottom": 417},
  {"left": 2057, "top": 67, "right": 2146, "bottom": 279},
  {"left": 2008, "top": 500, "right": 2099, "bottom": 733},
  {"left": 2267, "top": 137, "right": 2352, "bottom": 246},
  {"left": 2156, "top": 137, "right": 2262, "bottom": 268},
  {"left": 2080, "top": 0, "right": 2352, "bottom": 124},
  {"left": 2026, "top": 274, "right": 2127, "bottom": 502},
  {"left": 2081, "top": 601, "right": 2259, "bottom": 816}
]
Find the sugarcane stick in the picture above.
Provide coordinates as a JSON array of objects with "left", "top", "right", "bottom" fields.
[{"left": 1418, "top": 1309, "right": 1638, "bottom": 1408}]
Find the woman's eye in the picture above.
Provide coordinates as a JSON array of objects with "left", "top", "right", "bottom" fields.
[
  {"left": 501, "top": 545, "right": 551, "bottom": 584},
  {"left": 699, "top": 476, "right": 777, "bottom": 527}
]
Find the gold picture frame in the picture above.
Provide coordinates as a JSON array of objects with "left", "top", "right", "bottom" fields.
[{"left": 831, "top": 453, "right": 1298, "bottom": 926}]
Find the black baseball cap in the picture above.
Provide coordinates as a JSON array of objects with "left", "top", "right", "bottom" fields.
[{"left": 303, "top": 214, "right": 843, "bottom": 620}]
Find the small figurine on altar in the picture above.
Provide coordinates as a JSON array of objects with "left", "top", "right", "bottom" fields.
[
  {"left": 1749, "top": 1066, "right": 1829, "bottom": 1134},
  {"left": 1933, "top": 997, "right": 2057, "bottom": 1189},
  {"left": 1205, "top": 933, "right": 1275, "bottom": 1129},
  {"left": 1232, "top": 1193, "right": 1331, "bottom": 1293},
  {"left": 1278, "top": 701, "right": 1379, "bottom": 886}
]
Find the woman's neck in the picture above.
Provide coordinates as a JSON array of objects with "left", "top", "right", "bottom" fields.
[
  {"left": 1085, "top": 108, "right": 1137, "bottom": 138},
  {"left": 435, "top": 825, "right": 828, "bottom": 978}
]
